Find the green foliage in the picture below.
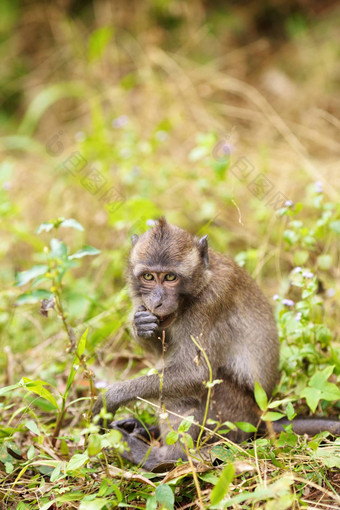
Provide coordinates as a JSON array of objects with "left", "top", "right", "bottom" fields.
[
  {"left": 210, "top": 463, "right": 235, "bottom": 505},
  {"left": 300, "top": 366, "right": 340, "bottom": 413},
  {"left": 254, "top": 381, "right": 268, "bottom": 412},
  {"left": 273, "top": 188, "right": 340, "bottom": 414},
  {"left": 0, "top": 4, "right": 339, "bottom": 509},
  {"left": 155, "top": 485, "right": 175, "bottom": 510}
]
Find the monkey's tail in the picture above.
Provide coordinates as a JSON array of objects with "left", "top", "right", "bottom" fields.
[{"left": 261, "top": 417, "right": 340, "bottom": 436}]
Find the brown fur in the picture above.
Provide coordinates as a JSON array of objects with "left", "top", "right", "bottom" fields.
[{"left": 93, "top": 218, "right": 280, "bottom": 469}]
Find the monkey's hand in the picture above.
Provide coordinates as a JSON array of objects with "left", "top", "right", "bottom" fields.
[{"left": 134, "top": 305, "right": 159, "bottom": 338}]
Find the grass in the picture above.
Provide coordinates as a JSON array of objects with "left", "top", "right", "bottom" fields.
[{"left": 0, "top": 2, "right": 339, "bottom": 509}]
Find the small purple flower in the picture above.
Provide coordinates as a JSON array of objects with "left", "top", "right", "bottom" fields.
[
  {"left": 295, "top": 312, "right": 302, "bottom": 322},
  {"left": 302, "top": 271, "right": 314, "bottom": 279},
  {"left": 112, "top": 115, "right": 129, "bottom": 129},
  {"left": 131, "top": 165, "right": 141, "bottom": 177},
  {"left": 75, "top": 131, "right": 86, "bottom": 142},
  {"left": 95, "top": 380, "right": 108, "bottom": 389},
  {"left": 326, "top": 288, "right": 335, "bottom": 298},
  {"left": 293, "top": 267, "right": 302, "bottom": 273},
  {"left": 120, "top": 147, "right": 132, "bottom": 159},
  {"left": 155, "top": 130, "right": 168, "bottom": 142},
  {"left": 146, "top": 219, "right": 157, "bottom": 227},
  {"left": 282, "top": 299, "right": 295, "bottom": 307},
  {"left": 315, "top": 181, "right": 323, "bottom": 193},
  {"left": 272, "top": 294, "right": 280, "bottom": 301},
  {"left": 221, "top": 142, "right": 235, "bottom": 155},
  {"left": 285, "top": 200, "right": 294, "bottom": 207}
]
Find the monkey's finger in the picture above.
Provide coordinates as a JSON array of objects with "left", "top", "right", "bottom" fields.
[
  {"left": 135, "top": 311, "right": 158, "bottom": 322},
  {"left": 135, "top": 317, "right": 159, "bottom": 327},
  {"left": 137, "top": 305, "right": 147, "bottom": 312},
  {"left": 138, "top": 328, "right": 159, "bottom": 338},
  {"left": 137, "top": 322, "right": 158, "bottom": 331}
]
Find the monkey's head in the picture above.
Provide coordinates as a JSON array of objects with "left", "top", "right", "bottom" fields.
[{"left": 128, "top": 217, "right": 210, "bottom": 327}]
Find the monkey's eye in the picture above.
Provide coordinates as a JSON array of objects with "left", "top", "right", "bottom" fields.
[
  {"left": 164, "top": 273, "right": 176, "bottom": 281},
  {"left": 143, "top": 273, "right": 154, "bottom": 281}
]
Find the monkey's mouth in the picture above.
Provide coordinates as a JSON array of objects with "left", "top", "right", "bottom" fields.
[{"left": 157, "top": 313, "right": 176, "bottom": 329}]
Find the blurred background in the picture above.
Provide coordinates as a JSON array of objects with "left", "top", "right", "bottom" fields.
[{"left": 0, "top": 0, "right": 339, "bottom": 382}]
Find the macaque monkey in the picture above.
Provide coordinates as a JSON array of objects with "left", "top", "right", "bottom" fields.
[{"left": 93, "top": 218, "right": 339, "bottom": 471}]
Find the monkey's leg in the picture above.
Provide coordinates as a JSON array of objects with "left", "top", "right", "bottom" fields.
[
  {"left": 111, "top": 400, "right": 204, "bottom": 471},
  {"left": 110, "top": 426, "right": 183, "bottom": 472},
  {"left": 209, "top": 379, "right": 259, "bottom": 442}
]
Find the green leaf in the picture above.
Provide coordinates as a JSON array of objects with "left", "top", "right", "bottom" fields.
[
  {"left": 155, "top": 485, "right": 174, "bottom": 510},
  {"left": 66, "top": 452, "right": 89, "bottom": 472},
  {"left": 77, "top": 328, "right": 88, "bottom": 357},
  {"left": 315, "top": 447, "right": 340, "bottom": 468},
  {"left": 27, "top": 445, "right": 35, "bottom": 460},
  {"left": 22, "top": 378, "right": 59, "bottom": 409},
  {"left": 165, "top": 430, "right": 179, "bottom": 445},
  {"left": 25, "top": 419, "right": 40, "bottom": 435},
  {"left": 50, "top": 462, "right": 61, "bottom": 482},
  {"left": 210, "top": 463, "right": 235, "bottom": 505},
  {"left": 0, "top": 382, "right": 21, "bottom": 397},
  {"left": 211, "top": 445, "right": 235, "bottom": 464},
  {"left": 79, "top": 499, "right": 110, "bottom": 510},
  {"left": 15, "top": 265, "right": 48, "bottom": 286},
  {"left": 5, "top": 462, "right": 14, "bottom": 474},
  {"left": 88, "top": 26, "right": 114, "bottom": 63},
  {"left": 65, "top": 364, "right": 77, "bottom": 397},
  {"left": 57, "top": 492, "right": 86, "bottom": 502},
  {"left": 69, "top": 245, "right": 101, "bottom": 259},
  {"left": 317, "top": 254, "right": 332, "bottom": 270},
  {"left": 188, "top": 146, "right": 209, "bottom": 162},
  {"left": 87, "top": 434, "right": 102, "bottom": 457},
  {"left": 178, "top": 416, "right": 194, "bottom": 433},
  {"left": 183, "top": 434, "right": 194, "bottom": 450},
  {"left": 50, "top": 238, "right": 68, "bottom": 258},
  {"left": 60, "top": 218, "right": 84, "bottom": 231},
  {"left": 40, "top": 502, "right": 56, "bottom": 510},
  {"left": 286, "top": 402, "right": 296, "bottom": 421},
  {"left": 293, "top": 250, "right": 309, "bottom": 266},
  {"left": 16, "top": 289, "right": 53, "bottom": 305},
  {"left": 267, "top": 397, "right": 293, "bottom": 409},
  {"left": 146, "top": 495, "right": 157, "bottom": 510},
  {"left": 301, "top": 366, "right": 340, "bottom": 412},
  {"left": 309, "top": 365, "right": 335, "bottom": 389},
  {"left": 330, "top": 220, "right": 340, "bottom": 234},
  {"left": 36, "top": 222, "right": 54, "bottom": 234},
  {"left": 235, "top": 422, "right": 257, "bottom": 433},
  {"left": 301, "top": 387, "right": 321, "bottom": 413},
  {"left": 199, "top": 471, "right": 220, "bottom": 484},
  {"left": 254, "top": 381, "right": 268, "bottom": 412},
  {"left": 262, "top": 411, "right": 285, "bottom": 421}
]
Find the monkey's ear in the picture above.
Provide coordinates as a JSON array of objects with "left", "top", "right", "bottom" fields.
[
  {"left": 198, "top": 235, "right": 209, "bottom": 268},
  {"left": 131, "top": 234, "right": 139, "bottom": 246}
]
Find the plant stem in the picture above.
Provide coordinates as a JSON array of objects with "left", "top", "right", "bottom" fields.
[
  {"left": 190, "top": 335, "right": 213, "bottom": 448},
  {"left": 181, "top": 433, "right": 205, "bottom": 510}
]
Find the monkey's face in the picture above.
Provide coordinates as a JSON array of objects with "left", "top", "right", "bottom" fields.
[
  {"left": 128, "top": 218, "right": 211, "bottom": 327},
  {"left": 137, "top": 271, "right": 180, "bottom": 328}
]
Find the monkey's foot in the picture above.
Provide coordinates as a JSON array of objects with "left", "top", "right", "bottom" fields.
[{"left": 110, "top": 417, "right": 160, "bottom": 442}]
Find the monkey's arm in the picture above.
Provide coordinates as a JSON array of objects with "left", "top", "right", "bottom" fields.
[{"left": 92, "top": 362, "right": 208, "bottom": 417}]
